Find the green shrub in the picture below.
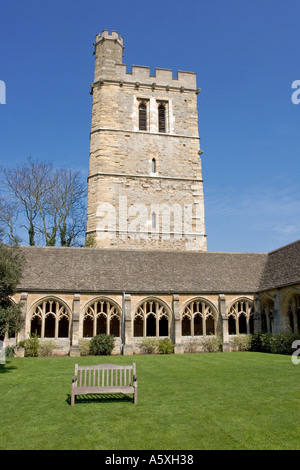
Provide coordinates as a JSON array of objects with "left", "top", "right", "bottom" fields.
[
  {"left": 202, "top": 335, "right": 223, "bottom": 352},
  {"left": 89, "top": 334, "right": 115, "bottom": 356},
  {"left": 79, "top": 338, "right": 90, "bottom": 356},
  {"left": 250, "top": 332, "right": 272, "bottom": 352},
  {"left": 184, "top": 338, "right": 200, "bottom": 353},
  {"left": 250, "top": 332, "right": 263, "bottom": 352},
  {"left": 250, "top": 331, "right": 300, "bottom": 355},
  {"left": 38, "top": 340, "right": 55, "bottom": 357},
  {"left": 158, "top": 338, "right": 174, "bottom": 354},
  {"left": 18, "top": 333, "right": 39, "bottom": 357},
  {"left": 140, "top": 338, "right": 159, "bottom": 354},
  {"left": 230, "top": 334, "right": 252, "bottom": 352},
  {"left": 269, "top": 332, "right": 300, "bottom": 355},
  {"left": 5, "top": 346, "right": 15, "bottom": 357}
]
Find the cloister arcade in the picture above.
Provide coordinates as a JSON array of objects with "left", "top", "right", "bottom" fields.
[
  {"left": 8, "top": 284, "right": 300, "bottom": 355},
  {"left": 15, "top": 294, "right": 269, "bottom": 354},
  {"left": 27, "top": 295, "right": 258, "bottom": 341}
]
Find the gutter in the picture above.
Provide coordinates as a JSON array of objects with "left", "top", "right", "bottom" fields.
[{"left": 121, "top": 290, "right": 126, "bottom": 355}]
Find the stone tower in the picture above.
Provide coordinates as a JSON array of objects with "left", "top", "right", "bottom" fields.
[{"left": 86, "top": 30, "right": 207, "bottom": 251}]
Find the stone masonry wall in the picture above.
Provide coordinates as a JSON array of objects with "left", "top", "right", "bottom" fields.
[{"left": 87, "top": 30, "right": 206, "bottom": 251}]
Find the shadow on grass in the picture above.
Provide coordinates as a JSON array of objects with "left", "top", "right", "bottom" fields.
[
  {"left": 66, "top": 393, "right": 133, "bottom": 406},
  {"left": 0, "top": 361, "right": 17, "bottom": 374}
]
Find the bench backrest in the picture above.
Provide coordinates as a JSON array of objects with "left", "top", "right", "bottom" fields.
[{"left": 74, "top": 363, "right": 136, "bottom": 389}]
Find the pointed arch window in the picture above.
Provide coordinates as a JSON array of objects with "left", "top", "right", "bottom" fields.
[
  {"left": 152, "top": 158, "right": 156, "bottom": 173},
  {"left": 152, "top": 212, "right": 157, "bottom": 229},
  {"left": 133, "top": 299, "right": 170, "bottom": 337},
  {"left": 228, "top": 299, "right": 254, "bottom": 335},
  {"left": 158, "top": 102, "right": 166, "bottom": 133},
  {"left": 287, "top": 293, "right": 300, "bottom": 334},
  {"left": 83, "top": 299, "right": 121, "bottom": 338},
  {"left": 181, "top": 299, "right": 217, "bottom": 336},
  {"left": 30, "top": 299, "right": 71, "bottom": 339},
  {"left": 139, "top": 102, "right": 147, "bottom": 131}
]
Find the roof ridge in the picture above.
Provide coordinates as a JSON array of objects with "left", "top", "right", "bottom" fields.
[
  {"left": 18, "top": 245, "right": 267, "bottom": 255},
  {"left": 267, "top": 238, "right": 300, "bottom": 255}
]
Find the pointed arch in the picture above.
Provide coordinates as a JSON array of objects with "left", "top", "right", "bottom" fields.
[
  {"left": 181, "top": 297, "right": 218, "bottom": 337},
  {"left": 282, "top": 290, "right": 300, "bottom": 333},
  {"left": 158, "top": 102, "right": 166, "bottom": 133},
  {"left": 138, "top": 101, "right": 147, "bottom": 131},
  {"left": 29, "top": 296, "right": 72, "bottom": 339},
  {"left": 227, "top": 297, "right": 254, "bottom": 335},
  {"left": 133, "top": 297, "right": 171, "bottom": 337},
  {"left": 82, "top": 297, "right": 122, "bottom": 338}
]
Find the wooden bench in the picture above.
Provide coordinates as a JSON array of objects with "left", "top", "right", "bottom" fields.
[{"left": 71, "top": 363, "right": 137, "bottom": 406}]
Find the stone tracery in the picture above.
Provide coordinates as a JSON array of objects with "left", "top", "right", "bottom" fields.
[
  {"left": 228, "top": 299, "right": 254, "bottom": 335},
  {"left": 181, "top": 299, "right": 217, "bottom": 336},
  {"left": 82, "top": 299, "right": 121, "bottom": 338},
  {"left": 133, "top": 299, "right": 170, "bottom": 337},
  {"left": 30, "top": 298, "right": 71, "bottom": 338}
]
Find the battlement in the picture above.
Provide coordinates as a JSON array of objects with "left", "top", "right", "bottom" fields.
[
  {"left": 115, "top": 64, "right": 197, "bottom": 89},
  {"left": 93, "top": 30, "right": 198, "bottom": 90},
  {"left": 95, "top": 30, "right": 124, "bottom": 47}
]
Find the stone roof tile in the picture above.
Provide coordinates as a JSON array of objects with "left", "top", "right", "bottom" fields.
[
  {"left": 17, "top": 246, "right": 268, "bottom": 294},
  {"left": 259, "top": 239, "right": 300, "bottom": 291}
]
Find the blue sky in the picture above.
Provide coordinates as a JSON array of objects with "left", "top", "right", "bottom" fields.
[{"left": 0, "top": 0, "right": 299, "bottom": 252}]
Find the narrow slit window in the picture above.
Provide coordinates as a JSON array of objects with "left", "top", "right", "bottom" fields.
[
  {"left": 152, "top": 212, "right": 156, "bottom": 229},
  {"left": 158, "top": 103, "right": 166, "bottom": 133},
  {"left": 152, "top": 158, "right": 156, "bottom": 173},
  {"left": 139, "top": 102, "right": 147, "bottom": 131}
]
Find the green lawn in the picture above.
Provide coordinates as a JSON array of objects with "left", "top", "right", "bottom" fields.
[{"left": 0, "top": 352, "right": 299, "bottom": 450}]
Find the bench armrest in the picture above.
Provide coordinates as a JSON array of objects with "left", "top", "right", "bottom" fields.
[
  {"left": 72, "top": 375, "right": 77, "bottom": 383},
  {"left": 133, "top": 374, "right": 137, "bottom": 382}
]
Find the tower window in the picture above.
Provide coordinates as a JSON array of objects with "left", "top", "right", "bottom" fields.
[
  {"left": 158, "top": 103, "right": 166, "bottom": 133},
  {"left": 152, "top": 158, "right": 156, "bottom": 173},
  {"left": 152, "top": 212, "right": 156, "bottom": 229},
  {"left": 139, "top": 102, "right": 147, "bottom": 131}
]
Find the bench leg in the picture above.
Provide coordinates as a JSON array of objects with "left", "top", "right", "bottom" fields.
[
  {"left": 71, "top": 392, "right": 75, "bottom": 406},
  {"left": 133, "top": 388, "right": 137, "bottom": 404}
]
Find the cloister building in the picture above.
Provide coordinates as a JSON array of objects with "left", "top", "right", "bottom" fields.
[
  {"left": 12, "top": 240, "right": 300, "bottom": 355},
  {"left": 10, "top": 30, "right": 300, "bottom": 355}
]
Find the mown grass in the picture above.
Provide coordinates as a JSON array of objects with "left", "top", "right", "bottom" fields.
[{"left": 0, "top": 352, "right": 299, "bottom": 450}]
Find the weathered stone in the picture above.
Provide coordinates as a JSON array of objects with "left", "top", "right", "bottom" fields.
[{"left": 87, "top": 30, "right": 206, "bottom": 251}]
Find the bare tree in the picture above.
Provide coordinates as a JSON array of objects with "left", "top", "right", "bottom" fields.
[
  {"left": 1, "top": 157, "right": 53, "bottom": 245},
  {"left": 0, "top": 199, "right": 21, "bottom": 245},
  {"left": 44, "top": 168, "right": 87, "bottom": 246},
  {"left": 0, "top": 157, "right": 87, "bottom": 246}
]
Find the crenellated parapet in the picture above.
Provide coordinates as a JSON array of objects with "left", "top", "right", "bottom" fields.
[
  {"left": 115, "top": 65, "right": 199, "bottom": 92},
  {"left": 92, "top": 30, "right": 200, "bottom": 94},
  {"left": 94, "top": 29, "right": 124, "bottom": 49}
]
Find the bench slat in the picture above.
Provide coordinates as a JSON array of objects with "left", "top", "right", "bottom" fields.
[
  {"left": 77, "top": 364, "right": 133, "bottom": 371},
  {"left": 74, "top": 386, "right": 134, "bottom": 395}
]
